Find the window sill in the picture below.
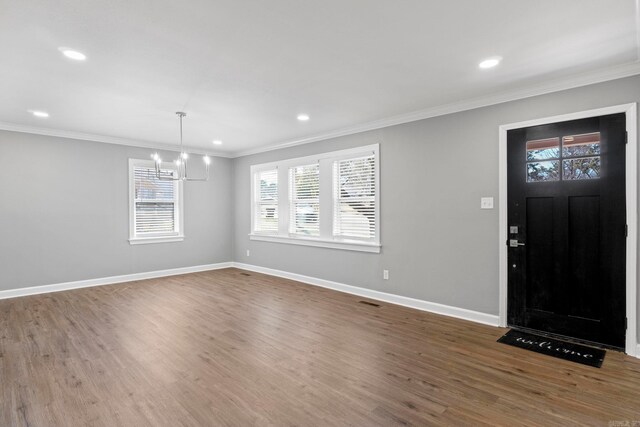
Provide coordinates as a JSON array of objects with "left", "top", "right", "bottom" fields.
[
  {"left": 249, "top": 234, "right": 381, "bottom": 253},
  {"left": 129, "top": 235, "right": 184, "bottom": 245}
]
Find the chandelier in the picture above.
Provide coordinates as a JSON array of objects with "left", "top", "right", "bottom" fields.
[{"left": 151, "top": 112, "right": 210, "bottom": 181}]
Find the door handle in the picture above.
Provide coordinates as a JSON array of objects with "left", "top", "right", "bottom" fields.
[{"left": 509, "top": 239, "right": 525, "bottom": 247}]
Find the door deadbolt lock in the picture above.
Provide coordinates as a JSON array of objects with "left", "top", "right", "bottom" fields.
[{"left": 509, "top": 239, "right": 525, "bottom": 247}]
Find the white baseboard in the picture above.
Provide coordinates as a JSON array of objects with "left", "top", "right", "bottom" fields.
[
  {"left": 232, "top": 262, "right": 500, "bottom": 327},
  {"left": 4, "top": 261, "right": 637, "bottom": 358},
  {"left": 0, "top": 262, "right": 233, "bottom": 300}
]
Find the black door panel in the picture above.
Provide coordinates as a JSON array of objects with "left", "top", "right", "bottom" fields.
[{"left": 507, "top": 114, "right": 626, "bottom": 349}]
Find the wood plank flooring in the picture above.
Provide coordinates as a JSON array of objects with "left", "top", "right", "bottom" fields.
[{"left": 1, "top": 268, "right": 639, "bottom": 426}]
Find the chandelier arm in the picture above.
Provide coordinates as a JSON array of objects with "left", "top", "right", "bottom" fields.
[
  {"left": 155, "top": 174, "right": 181, "bottom": 181},
  {"left": 155, "top": 160, "right": 181, "bottom": 181},
  {"left": 182, "top": 165, "right": 209, "bottom": 181},
  {"left": 150, "top": 111, "right": 209, "bottom": 182}
]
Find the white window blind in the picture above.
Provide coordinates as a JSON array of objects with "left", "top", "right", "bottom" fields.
[
  {"left": 249, "top": 144, "right": 379, "bottom": 252},
  {"left": 133, "top": 166, "right": 178, "bottom": 236},
  {"left": 289, "top": 164, "right": 320, "bottom": 236},
  {"left": 255, "top": 169, "right": 278, "bottom": 234},
  {"left": 333, "top": 155, "right": 376, "bottom": 239}
]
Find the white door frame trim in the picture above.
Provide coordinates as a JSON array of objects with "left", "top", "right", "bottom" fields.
[{"left": 498, "top": 103, "right": 638, "bottom": 357}]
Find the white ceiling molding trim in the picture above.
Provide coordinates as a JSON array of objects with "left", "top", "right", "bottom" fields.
[
  {"left": 0, "top": 121, "right": 233, "bottom": 158},
  {"left": 232, "top": 60, "right": 640, "bottom": 158},
  {"left": 1, "top": 62, "right": 640, "bottom": 160},
  {"left": 2, "top": 1, "right": 637, "bottom": 154}
]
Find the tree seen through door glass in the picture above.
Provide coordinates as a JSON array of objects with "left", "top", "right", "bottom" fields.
[
  {"left": 526, "top": 133, "right": 601, "bottom": 182},
  {"left": 561, "top": 133, "right": 601, "bottom": 180},
  {"left": 526, "top": 137, "right": 559, "bottom": 161},
  {"left": 562, "top": 157, "right": 601, "bottom": 180},
  {"left": 527, "top": 161, "right": 560, "bottom": 182},
  {"left": 526, "top": 137, "right": 560, "bottom": 182}
]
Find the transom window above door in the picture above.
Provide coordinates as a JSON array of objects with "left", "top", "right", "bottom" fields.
[{"left": 526, "top": 132, "right": 601, "bottom": 182}]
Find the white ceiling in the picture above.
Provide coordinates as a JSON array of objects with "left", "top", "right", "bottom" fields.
[{"left": 1, "top": 0, "right": 639, "bottom": 157}]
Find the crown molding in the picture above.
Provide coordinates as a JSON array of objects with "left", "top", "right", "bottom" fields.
[
  {"left": 2, "top": 61, "right": 640, "bottom": 159},
  {"left": 0, "top": 121, "right": 234, "bottom": 158},
  {"left": 232, "top": 60, "right": 640, "bottom": 158}
]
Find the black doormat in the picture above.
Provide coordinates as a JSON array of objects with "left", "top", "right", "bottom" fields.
[{"left": 497, "top": 329, "right": 606, "bottom": 368}]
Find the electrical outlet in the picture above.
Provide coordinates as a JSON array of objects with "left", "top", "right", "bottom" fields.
[
  {"left": 383, "top": 269, "right": 389, "bottom": 280},
  {"left": 246, "top": 249, "right": 250, "bottom": 257}
]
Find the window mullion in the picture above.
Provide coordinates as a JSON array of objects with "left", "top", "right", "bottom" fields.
[
  {"left": 278, "top": 166, "right": 289, "bottom": 236},
  {"left": 318, "top": 158, "right": 333, "bottom": 239},
  {"left": 175, "top": 180, "right": 182, "bottom": 235}
]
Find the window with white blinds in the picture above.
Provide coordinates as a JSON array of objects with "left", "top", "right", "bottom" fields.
[
  {"left": 129, "top": 159, "right": 183, "bottom": 244},
  {"left": 250, "top": 144, "right": 379, "bottom": 252},
  {"left": 289, "top": 164, "right": 320, "bottom": 236},
  {"left": 255, "top": 169, "right": 278, "bottom": 234},
  {"left": 333, "top": 155, "right": 376, "bottom": 240}
]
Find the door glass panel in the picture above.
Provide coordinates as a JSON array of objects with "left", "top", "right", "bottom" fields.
[
  {"left": 526, "top": 137, "right": 560, "bottom": 161},
  {"left": 563, "top": 157, "right": 601, "bottom": 180},
  {"left": 527, "top": 161, "right": 560, "bottom": 182},
  {"left": 526, "top": 133, "right": 602, "bottom": 182},
  {"left": 561, "top": 132, "right": 601, "bottom": 180},
  {"left": 562, "top": 132, "right": 600, "bottom": 157}
]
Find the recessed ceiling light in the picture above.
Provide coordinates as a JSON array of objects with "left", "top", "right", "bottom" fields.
[
  {"left": 29, "top": 110, "right": 49, "bottom": 118},
  {"left": 479, "top": 57, "right": 502, "bottom": 69},
  {"left": 297, "top": 114, "right": 310, "bottom": 121},
  {"left": 212, "top": 140, "right": 223, "bottom": 146},
  {"left": 59, "top": 48, "right": 87, "bottom": 61}
]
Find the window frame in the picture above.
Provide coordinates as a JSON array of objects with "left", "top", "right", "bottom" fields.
[
  {"left": 128, "top": 158, "right": 184, "bottom": 245},
  {"left": 525, "top": 132, "right": 602, "bottom": 182},
  {"left": 289, "top": 163, "right": 321, "bottom": 237},
  {"left": 333, "top": 154, "right": 377, "bottom": 241},
  {"left": 249, "top": 144, "right": 380, "bottom": 253},
  {"left": 253, "top": 168, "right": 280, "bottom": 235}
]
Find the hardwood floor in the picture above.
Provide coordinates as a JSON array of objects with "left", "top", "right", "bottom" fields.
[{"left": 1, "top": 268, "right": 639, "bottom": 426}]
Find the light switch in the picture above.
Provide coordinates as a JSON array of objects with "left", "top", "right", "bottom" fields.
[{"left": 480, "top": 197, "right": 494, "bottom": 209}]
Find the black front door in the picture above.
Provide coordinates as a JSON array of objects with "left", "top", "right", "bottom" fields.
[{"left": 507, "top": 114, "right": 626, "bottom": 349}]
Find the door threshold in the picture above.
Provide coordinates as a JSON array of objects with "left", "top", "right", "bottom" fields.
[{"left": 508, "top": 325, "right": 624, "bottom": 352}]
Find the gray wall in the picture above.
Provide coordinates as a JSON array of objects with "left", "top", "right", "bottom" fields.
[
  {"left": 1, "top": 75, "right": 639, "bottom": 340},
  {"left": 233, "top": 75, "right": 640, "bottom": 329},
  {"left": 0, "top": 131, "right": 233, "bottom": 291}
]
